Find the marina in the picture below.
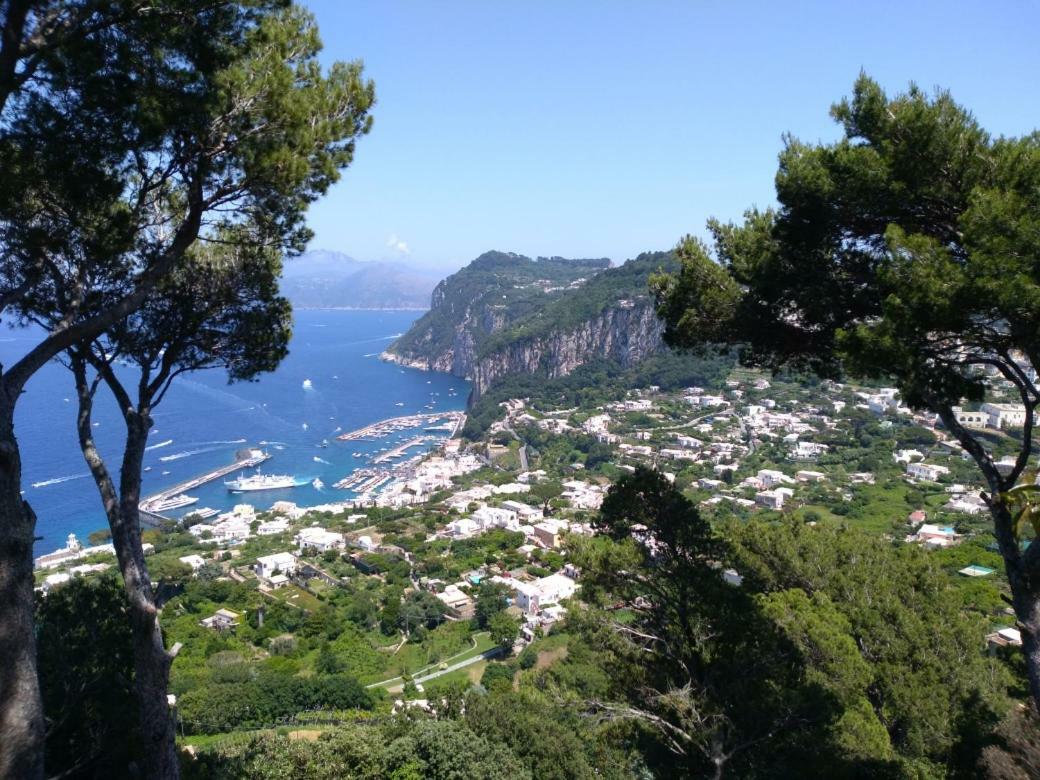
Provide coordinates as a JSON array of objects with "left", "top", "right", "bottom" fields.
[
  {"left": 137, "top": 409, "right": 467, "bottom": 525},
  {"left": 371, "top": 435, "right": 438, "bottom": 464},
  {"left": 337, "top": 411, "right": 464, "bottom": 442},
  {"left": 138, "top": 448, "right": 270, "bottom": 517}
]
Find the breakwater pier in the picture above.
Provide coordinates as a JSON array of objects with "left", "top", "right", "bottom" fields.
[{"left": 139, "top": 448, "right": 270, "bottom": 519}]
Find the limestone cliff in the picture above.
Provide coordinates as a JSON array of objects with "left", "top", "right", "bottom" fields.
[{"left": 383, "top": 250, "right": 674, "bottom": 398}]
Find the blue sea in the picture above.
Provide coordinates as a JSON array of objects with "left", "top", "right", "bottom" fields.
[{"left": 0, "top": 310, "right": 468, "bottom": 555}]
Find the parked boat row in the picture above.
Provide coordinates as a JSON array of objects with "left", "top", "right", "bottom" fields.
[{"left": 337, "top": 411, "right": 464, "bottom": 442}]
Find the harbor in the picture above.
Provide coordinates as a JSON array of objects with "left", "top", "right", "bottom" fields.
[
  {"left": 138, "top": 448, "right": 270, "bottom": 521},
  {"left": 337, "top": 411, "right": 465, "bottom": 442},
  {"left": 136, "top": 410, "right": 468, "bottom": 525}
]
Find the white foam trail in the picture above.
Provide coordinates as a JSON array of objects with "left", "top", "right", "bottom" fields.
[
  {"left": 313, "top": 456, "right": 331, "bottom": 465},
  {"left": 145, "top": 439, "right": 174, "bottom": 451},
  {"left": 194, "top": 439, "right": 247, "bottom": 446},
  {"left": 159, "top": 446, "right": 221, "bottom": 462},
  {"left": 32, "top": 473, "right": 89, "bottom": 489}
]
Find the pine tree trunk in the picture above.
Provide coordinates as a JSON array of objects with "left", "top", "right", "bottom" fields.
[
  {"left": 116, "top": 414, "right": 179, "bottom": 780},
  {"left": 73, "top": 370, "right": 179, "bottom": 779},
  {"left": 122, "top": 546, "right": 178, "bottom": 779},
  {"left": 989, "top": 499, "right": 1040, "bottom": 712},
  {"left": 0, "top": 401, "right": 45, "bottom": 779},
  {"left": 1008, "top": 564, "right": 1040, "bottom": 712}
]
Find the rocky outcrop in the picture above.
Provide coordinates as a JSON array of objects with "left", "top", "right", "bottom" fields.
[
  {"left": 385, "top": 298, "right": 664, "bottom": 398},
  {"left": 469, "top": 301, "right": 663, "bottom": 396},
  {"left": 384, "top": 249, "right": 674, "bottom": 399}
]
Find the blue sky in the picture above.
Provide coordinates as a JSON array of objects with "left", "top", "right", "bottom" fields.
[{"left": 302, "top": 1, "right": 1040, "bottom": 270}]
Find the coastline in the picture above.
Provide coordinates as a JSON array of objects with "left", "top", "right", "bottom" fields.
[{"left": 379, "top": 350, "right": 431, "bottom": 370}]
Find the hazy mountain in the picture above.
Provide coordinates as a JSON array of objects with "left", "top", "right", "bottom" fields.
[{"left": 280, "top": 250, "right": 443, "bottom": 310}]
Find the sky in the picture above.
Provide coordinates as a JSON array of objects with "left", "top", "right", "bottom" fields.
[{"left": 302, "top": 1, "right": 1040, "bottom": 271}]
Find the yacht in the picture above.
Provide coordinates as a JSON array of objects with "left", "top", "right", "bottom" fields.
[
  {"left": 224, "top": 473, "right": 304, "bottom": 492},
  {"left": 150, "top": 494, "right": 198, "bottom": 512}
]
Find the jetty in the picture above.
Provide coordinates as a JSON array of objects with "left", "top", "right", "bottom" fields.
[
  {"left": 139, "top": 448, "right": 270, "bottom": 518},
  {"left": 372, "top": 435, "right": 438, "bottom": 464}
]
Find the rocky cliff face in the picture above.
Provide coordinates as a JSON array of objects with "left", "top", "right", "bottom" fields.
[
  {"left": 384, "top": 298, "right": 665, "bottom": 398},
  {"left": 383, "top": 249, "right": 673, "bottom": 399},
  {"left": 469, "top": 301, "right": 663, "bottom": 396}
]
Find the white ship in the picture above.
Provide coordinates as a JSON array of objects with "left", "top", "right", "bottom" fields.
[
  {"left": 149, "top": 494, "right": 199, "bottom": 512},
  {"left": 224, "top": 473, "right": 305, "bottom": 492}
]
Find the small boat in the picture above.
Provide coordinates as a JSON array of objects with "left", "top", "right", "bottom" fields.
[
  {"left": 318, "top": 439, "right": 329, "bottom": 448},
  {"left": 302, "top": 379, "right": 313, "bottom": 390},
  {"left": 161, "top": 470, "right": 171, "bottom": 476},
  {"left": 352, "top": 452, "right": 362, "bottom": 457},
  {"left": 144, "top": 466, "right": 152, "bottom": 472},
  {"left": 302, "top": 423, "right": 309, "bottom": 431},
  {"left": 312, "top": 478, "right": 324, "bottom": 489},
  {"left": 395, "top": 402, "right": 405, "bottom": 407}
]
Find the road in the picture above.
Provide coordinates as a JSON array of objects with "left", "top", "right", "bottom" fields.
[{"left": 413, "top": 646, "right": 504, "bottom": 684}]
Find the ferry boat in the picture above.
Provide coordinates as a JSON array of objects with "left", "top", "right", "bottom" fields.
[
  {"left": 150, "top": 494, "right": 198, "bottom": 512},
  {"left": 185, "top": 507, "right": 219, "bottom": 520},
  {"left": 224, "top": 473, "right": 305, "bottom": 492}
]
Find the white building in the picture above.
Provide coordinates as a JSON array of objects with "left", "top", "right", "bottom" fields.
[
  {"left": 472, "top": 505, "right": 519, "bottom": 531},
  {"left": 795, "top": 470, "right": 826, "bottom": 482},
  {"left": 906, "top": 462, "right": 950, "bottom": 482},
  {"left": 505, "top": 573, "right": 578, "bottom": 615},
  {"left": 295, "top": 527, "right": 345, "bottom": 553},
  {"left": 179, "top": 554, "right": 206, "bottom": 571},
  {"left": 255, "top": 552, "right": 298, "bottom": 581},
  {"left": 757, "top": 469, "right": 795, "bottom": 488},
  {"left": 755, "top": 490, "right": 786, "bottom": 510},
  {"left": 791, "top": 441, "right": 828, "bottom": 460},
  {"left": 257, "top": 517, "right": 291, "bottom": 536},
  {"left": 906, "top": 523, "right": 959, "bottom": 549},
  {"left": 952, "top": 406, "right": 988, "bottom": 429},
  {"left": 581, "top": 414, "right": 612, "bottom": 435},
  {"left": 981, "top": 402, "right": 1028, "bottom": 430}
]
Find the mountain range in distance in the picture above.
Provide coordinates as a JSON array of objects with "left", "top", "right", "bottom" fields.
[{"left": 280, "top": 249, "right": 455, "bottom": 310}]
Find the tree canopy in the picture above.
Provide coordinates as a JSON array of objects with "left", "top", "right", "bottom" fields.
[{"left": 651, "top": 73, "right": 1040, "bottom": 712}]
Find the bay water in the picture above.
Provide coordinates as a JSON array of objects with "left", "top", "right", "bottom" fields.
[{"left": 1, "top": 309, "right": 468, "bottom": 555}]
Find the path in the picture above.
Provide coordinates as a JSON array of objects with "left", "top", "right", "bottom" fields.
[
  {"left": 365, "top": 632, "right": 493, "bottom": 690},
  {"left": 413, "top": 646, "right": 503, "bottom": 685}
]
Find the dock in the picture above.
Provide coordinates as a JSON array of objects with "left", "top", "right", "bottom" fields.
[
  {"left": 372, "top": 435, "right": 438, "bottom": 464},
  {"left": 139, "top": 449, "right": 270, "bottom": 516},
  {"left": 337, "top": 411, "right": 464, "bottom": 442}
]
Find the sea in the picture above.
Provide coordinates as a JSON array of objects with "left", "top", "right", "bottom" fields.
[{"left": 0, "top": 309, "right": 469, "bottom": 556}]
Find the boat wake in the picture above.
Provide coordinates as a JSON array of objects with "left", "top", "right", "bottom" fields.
[
  {"left": 145, "top": 439, "right": 174, "bottom": 451},
  {"left": 313, "top": 456, "right": 331, "bottom": 465},
  {"left": 159, "top": 446, "right": 222, "bottom": 463},
  {"left": 32, "top": 473, "right": 89, "bottom": 489}
]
